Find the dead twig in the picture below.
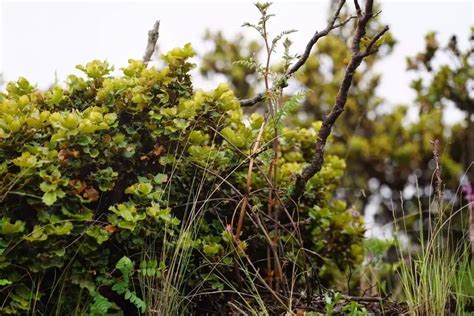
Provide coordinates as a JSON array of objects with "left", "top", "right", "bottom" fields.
[
  {"left": 143, "top": 20, "right": 160, "bottom": 65},
  {"left": 234, "top": 119, "right": 267, "bottom": 240},
  {"left": 341, "top": 294, "right": 384, "bottom": 303},
  {"left": 431, "top": 138, "right": 443, "bottom": 209}
]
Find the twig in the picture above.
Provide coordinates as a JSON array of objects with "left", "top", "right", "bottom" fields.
[
  {"left": 227, "top": 301, "right": 247, "bottom": 315},
  {"left": 234, "top": 118, "right": 267, "bottom": 240},
  {"left": 143, "top": 20, "right": 160, "bottom": 65},
  {"left": 362, "top": 25, "right": 390, "bottom": 57},
  {"left": 431, "top": 139, "right": 443, "bottom": 210},
  {"left": 279, "top": 219, "right": 311, "bottom": 229},
  {"left": 286, "top": 0, "right": 347, "bottom": 76},
  {"left": 290, "top": 0, "right": 389, "bottom": 204},
  {"left": 354, "top": 0, "right": 362, "bottom": 17},
  {"left": 239, "top": 0, "right": 350, "bottom": 107},
  {"left": 341, "top": 294, "right": 384, "bottom": 303}
]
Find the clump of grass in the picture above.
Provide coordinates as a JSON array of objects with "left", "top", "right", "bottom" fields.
[
  {"left": 396, "top": 181, "right": 474, "bottom": 315},
  {"left": 136, "top": 134, "right": 212, "bottom": 315},
  {"left": 135, "top": 130, "right": 274, "bottom": 315}
]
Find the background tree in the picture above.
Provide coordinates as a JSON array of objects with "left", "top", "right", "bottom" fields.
[
  {"left": 199, "top": 6, "right": 472, "bottom": 228},
  {"left": 199, "top": 4, "right": 473, "bottom": 295}
]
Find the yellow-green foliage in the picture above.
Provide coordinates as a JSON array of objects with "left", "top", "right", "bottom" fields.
[{"left": 0, "top": 44, "right": 363, "bottom": 314}]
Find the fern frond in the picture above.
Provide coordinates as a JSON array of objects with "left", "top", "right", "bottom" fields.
[
  {"left": 274, "top": 90, "right": 306, "bottom": 129},
  {"left": 233, "top": 58, "right": 259, "bottom": 71},
  {"left": 89, "top": 293, "right": 113, "bottom": 315},
  {"left": 271, "top": 29, "right": 297, "bottom": 52}
]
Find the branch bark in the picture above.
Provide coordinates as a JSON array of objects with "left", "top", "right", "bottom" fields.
[
  {"left": 143, "top": 20, "right": 160, "bottom": 65},
  {"left": 290, "top": 0, "right": 389, "bottom": 204},
  {"left": 239, "top": 0, "right": 354, "bottom": 107}
]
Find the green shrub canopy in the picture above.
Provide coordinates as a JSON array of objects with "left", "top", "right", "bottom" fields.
[{"left": 0, "top": 44, "right": 363, "bottom": 314}]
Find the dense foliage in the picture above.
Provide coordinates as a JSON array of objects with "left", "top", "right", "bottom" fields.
[
  {"left": 1, "top": 0, "right": 472, "bottom": 312},
  {"left": 0, "top": 44, "right": 364, "bottom": 314}
]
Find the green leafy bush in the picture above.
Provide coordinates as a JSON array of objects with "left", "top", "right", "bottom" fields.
[{"left": 0, "top": 44, "right": 363, "bottom": 314}]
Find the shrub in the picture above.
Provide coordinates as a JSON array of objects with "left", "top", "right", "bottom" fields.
[{"left": 0, "top": 44, "right": 363, "bottom": 314}]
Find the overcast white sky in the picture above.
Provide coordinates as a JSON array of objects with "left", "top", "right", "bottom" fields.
[{"left": 0, "top": 0, "right": 472, "bottom": 120}]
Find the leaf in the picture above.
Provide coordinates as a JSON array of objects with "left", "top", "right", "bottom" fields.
[
  {"left": 124, "top": 290, "right": 146, "bottom": 313},
  {"left": 112, "top": 281, "right": 128, "bottom": 295},
  {"left": 221, "top": 127, "right": 245, "bottom": 147},
  {"left": 76, "top": 60, "right": 113, "bottom": 79},
  {"left": 1, "top": 218, "right": 25, "bottom": 235},
  {"left": 233, "top": 58, "right": 258, "bottom": 71},
  {"left": 13, "top": 152, "right": 37, "bottom": 168},
  {"left": 104, "top": 224, "right": 117, "bottom": 234},
  {"left": 115, "top": 256, "right": 133, "bottom": 277},
  {"left": 47, "top": 221, "right": 73, "bottom": 235},
  {"left": 77, "top": 135, "right": 92, "bottom": 146},
  {"left": 116, "top": 220, "right": 138, "bottom": 231},
  {"left": 9, "top": 284, "right": 32, "bottom": 310},
  {"left": 0, "top": 279, "right": 12, "bottom": 286},
  {"left": 61, "top": 206, "right": 93, "bottom": 220},
  {"left": 203, "top": 243, "right": 220, "bottom": 256},
  {"left": 89, "top": 148, "right": 99, "bottom": 158},
  {"left": 69, "top": 179, "right": 86, "bottom": 194},
  {"left": 83, "top": 186, "right": 100, "bottom": 201},
  {"left": 86, "top": 226, "right": 110, "bottom": 244},
  {"left": 89, "top": 293, "right": 113, "bottom": 315},
  {"left": 40, "top": 181, "right": 57, "bottom": 193},
  {"left": 153, "top": 173, "right": 168, "bottom": 184},
  {"left": 24, "top": 226, "right": 48, "bottom": 242},
  {"left": 137, "top": 183, "right": 153, "bottom": 195},
  {"left": 274, "top": 90, "right": 306, "bottom": 129},
  {"left": 63, "top": 112, "right": 79, "bottom": 129},
  {"left": 271, "top": 29, "right": 297, "bottom": 52},
  {"left": 42, "top": 191, "right": 58, "bottom": 206},
  {"left": 152, "top": 145, "right": 165, "bottom": 156}
]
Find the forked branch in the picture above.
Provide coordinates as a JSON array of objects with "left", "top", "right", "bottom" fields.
[
  {"left": 240, "top": 0, "right": 354, "bottom": 107},
  {"left": 290, "top": 0, "right": 389, "bottom": 204}
]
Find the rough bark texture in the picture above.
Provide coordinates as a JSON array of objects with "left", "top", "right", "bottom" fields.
[
  {"left": 290, "top": 0, "right": 389, "bottom": 205},
  {"left": 143, "top": 20, "right": 160, "bottom": 65}
]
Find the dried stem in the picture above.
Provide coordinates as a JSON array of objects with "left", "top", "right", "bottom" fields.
[
  {"left": 234, "top": 121, "right": 266, "bottom": 240},
  {"left": 431, "top": 139, "right": 443, "bottom": 210},
  {"left": 143, "top": 20, "right": 160, "bottom": 65}
]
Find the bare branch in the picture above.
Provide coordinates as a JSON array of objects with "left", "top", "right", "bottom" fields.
[
  {"left": 239, "top": 0, "right": 348, "bottom": 107},
  {"left": 143, "top": 20, "right": 160, "bottom": 65},
  {"left": 290, "top": 0, "right": 389, "bottom": 204},
  {"left": 286, "top": 0, "right": 346, "bottom": 75},
  {"left": 240, "top": 93, "right": 266, "bottom": 107},
  {"left": 350, "top": 0, "right": 374, "bottom": 53},
  {"left": 332, "top": 15, "right": 357, "bottom": 29},
  {"left": 354, "top": 0, "right": 362, "bottom": 17}
]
